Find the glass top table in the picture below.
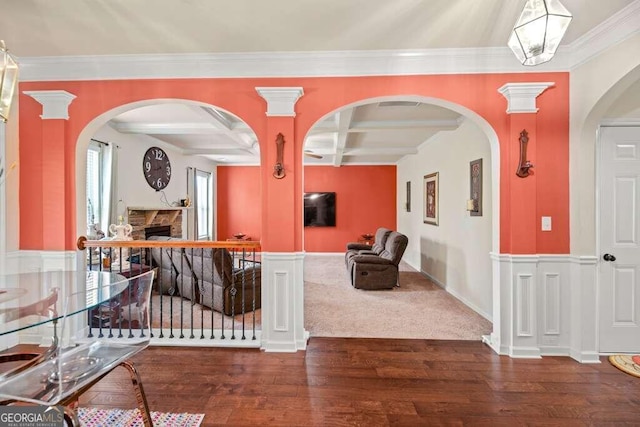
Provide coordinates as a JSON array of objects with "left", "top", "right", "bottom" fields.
[{"left": 0, "top": 270, "right": 128, "bottom": 337}]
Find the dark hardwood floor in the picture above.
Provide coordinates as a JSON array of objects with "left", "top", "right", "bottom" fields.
[
  {"left": 72, "top": 338, "right": 640, "bottom": 426},
  {"left": 4, "top": 338, "right": 640, "bottom": 425}
]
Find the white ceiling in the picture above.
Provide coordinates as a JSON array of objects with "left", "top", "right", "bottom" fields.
[
  {"left": 1, "top": 0, "right": 635, "bottom": 56},
  {"left": 4, "top": 0, "right": 638, "bottom": 165}
]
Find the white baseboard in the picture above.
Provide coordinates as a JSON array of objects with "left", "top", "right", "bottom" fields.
[
  {"left": 570, "top": 349, "right": 602, "bottom": 364},
  {"left": 540, "top": 346, "right": 571, "bottom": 356},
  {"left": 419, "top": 270, "right": 492, "bottom": 322},
  {"left": 510, "top": 346, "right": 542, "bottom": 358}
]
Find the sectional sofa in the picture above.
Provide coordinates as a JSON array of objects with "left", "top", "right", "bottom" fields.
[{"left": 148, "top": 236, "right": 261, "bottom": 316}]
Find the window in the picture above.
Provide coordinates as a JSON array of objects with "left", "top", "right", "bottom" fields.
[
  {"left": 195, "top": 170, "right": 212, "bottom": 240},
  {"left": 86, "top": 142, "right": 102, "bottom": 235}
]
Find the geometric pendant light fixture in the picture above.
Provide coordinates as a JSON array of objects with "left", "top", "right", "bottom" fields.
[
  {"left": 0, "top": 40, "right": 19, "bottom": 122},
  {"left": 508, "top": 0, "right": 573, "bottom": 66}
]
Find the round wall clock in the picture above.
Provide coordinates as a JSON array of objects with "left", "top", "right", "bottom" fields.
[{"left": 143, "top": 146, "right": 171, "bottom": 191}]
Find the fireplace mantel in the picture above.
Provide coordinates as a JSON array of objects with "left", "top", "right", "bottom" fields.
[{"left": 127, "top": 206, "right": 190, "bottom": 226}]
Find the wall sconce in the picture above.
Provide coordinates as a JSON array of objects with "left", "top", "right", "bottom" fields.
[
  {"left": 516, "top": 129, "right": 534, "bottom": 178},
  {"left": 273, "top": 133, "right": 286, "bottom": 179},
  {"left": 0, "top": 40, "right": 19, "bottom": 122}
]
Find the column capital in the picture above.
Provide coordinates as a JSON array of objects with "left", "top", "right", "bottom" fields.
[
  {"left": 256, "top": 87, "right": 304, "bottom": 117},
  {"left": 498, "top": 83, "right": 554, "bottom": 114},
  {"left": 23, "top": 90, "right": 77, "bottom": 120}
]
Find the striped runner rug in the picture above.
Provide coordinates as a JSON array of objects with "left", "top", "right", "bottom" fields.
[{"left": 78, "top": 408, "right": 204, "bottom": 427}]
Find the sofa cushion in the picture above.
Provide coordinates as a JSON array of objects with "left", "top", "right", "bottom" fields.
[
  {"left": 379, "top": 232, "right": 409, "bottom": 265},
  {"left": 148, "top": 236, "right": 179, "bottom": 295},
  {"left": 371, "top": 227, "right": 393, "bottom": 254}
]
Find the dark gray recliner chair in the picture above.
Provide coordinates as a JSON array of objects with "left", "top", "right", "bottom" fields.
[
  {"left": 344, "top": 227, "right": 392, "bottom": 269},
  {"left": 349, "top": 231, "right": 408, "bottom": 290},
  {"left": 183, "top": 248, "right": 262, "bottom": 316}
]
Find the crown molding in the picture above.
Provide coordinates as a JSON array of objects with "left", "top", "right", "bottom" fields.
[
  {"left": 17, "top": 47, "right": 568, "bottom": 82},
  {"left": 568, "top": 0, "right": 640, "bottom": 70},
  {"left": 15, "top": 1, "right": 640, "bottom": 82}
]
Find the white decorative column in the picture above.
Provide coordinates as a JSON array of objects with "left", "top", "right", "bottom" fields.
[
  {"left": 261, "top": 253, "right": 307, "bottom": 351},
  {"left": 256, "top": 86, "right": 308, "bottom": 352},
  {"left": 23, "top": 90, "right": 76, "bottom": 252},
  {"left": 490, "top": 82, "right": 554, "bottom": 359}
]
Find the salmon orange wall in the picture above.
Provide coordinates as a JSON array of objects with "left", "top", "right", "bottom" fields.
[
  {"left": 303, "top": 166, "right": 397, "bottom": 252},
  {"left": 216, "top": 166, "right": 262, "bottom": 241},
  {"left": 17, "top": 72, "right": 569, "bottom": 254},
  {"left": 216, "top": 165, "right": 396, "bottom": 252}
]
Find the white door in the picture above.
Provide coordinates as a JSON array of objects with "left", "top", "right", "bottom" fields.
[{"left": 599, "top": 126, "right": 640, "bottom": 352}]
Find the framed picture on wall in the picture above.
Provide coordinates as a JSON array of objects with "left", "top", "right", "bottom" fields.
[
  {"left": 406, "top": 181, "right": 411, "bottom": 212},
  {"left": 423, "top": 172, "right": 439, "bottom": 225},
  {"left": 470, "top": 158, "right": 483, "bottom": 216}
]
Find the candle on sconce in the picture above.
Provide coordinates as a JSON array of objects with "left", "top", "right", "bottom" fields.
[{"left": 466, "top": 199, "right": 476, "bottom": 211}]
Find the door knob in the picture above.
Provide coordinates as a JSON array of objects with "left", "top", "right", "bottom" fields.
[{"left": 603, "top": 253, "right": 617, "bottom": 262}]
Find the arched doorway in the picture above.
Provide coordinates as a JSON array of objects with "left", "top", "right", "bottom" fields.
[
  {"left": 301, "top": 95, "right": 499, "bottom": 340},
  {"left": 74, "top": 99, "right": 261, "bottom": 242}
]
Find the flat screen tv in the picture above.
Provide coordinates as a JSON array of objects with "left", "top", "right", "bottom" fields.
[{"left": 304, "top": 192, "right": 336, "bottom": 227}]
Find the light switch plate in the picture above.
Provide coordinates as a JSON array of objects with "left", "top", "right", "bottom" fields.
[{"left": 541, "top": 216, "right": 552, "bottom": 231}]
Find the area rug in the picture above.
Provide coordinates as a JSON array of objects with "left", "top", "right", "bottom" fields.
[
  {"left": 609, "top": 354, "right": 640, "bottom": 378},
  {"left": 78, "top": 407, "right": 204, "bottom": 427}
]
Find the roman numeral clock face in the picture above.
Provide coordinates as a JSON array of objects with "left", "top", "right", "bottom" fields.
[{"left": 143, "top": 147, "right": 171, "bottom": 191}]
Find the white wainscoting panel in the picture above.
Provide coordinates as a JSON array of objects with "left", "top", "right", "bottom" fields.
[
  {"left": 570, "top": 256, "right": 599, "bottom": 363},
  {"left": 544, "top": 273, "right": 561, "bottom": 335},
  {"left": 273, "top": 271, "right": 290, "bottom": 332},
  {"left": 489, "top": 253, "right": 597, "bottom": 362},
  {"left": 260, "top": 252, "right": 308, "bottom": 352},
  {"left": 516, "top": 274, "right": 534, "bottom": 337}
]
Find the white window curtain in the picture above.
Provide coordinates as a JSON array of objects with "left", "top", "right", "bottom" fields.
[
  {"left": 88, "top": 140, "right": 119, "bottom": 235},
  {"left": 102, "top": 143, "right": 119, "bottom": 233},
  {"left": 86, "top": 143, "right": 101, "bottom": 235},
  {"left": 194, "top": 169, "right": 212, "bottom": 240}
]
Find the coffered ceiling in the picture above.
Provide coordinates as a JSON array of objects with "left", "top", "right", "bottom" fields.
[
  {"left": 107, "top": 101, "right": 463, "bottom": 166},
  {"left": 4, "top": 0, "right": 638, "bottom": 165}
]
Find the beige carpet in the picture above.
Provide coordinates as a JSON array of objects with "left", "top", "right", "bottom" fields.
[{"left": 304, "top": 255, "right": 492, "bottom": 340}]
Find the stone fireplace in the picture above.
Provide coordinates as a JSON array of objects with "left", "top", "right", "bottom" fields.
[{"left": 127, "top": 207, "right": 185, "bottom": 241}]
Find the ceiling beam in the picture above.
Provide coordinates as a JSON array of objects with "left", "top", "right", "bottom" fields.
[
  {"left": 333, "top": 110, "right": 354, "bottom": 167},
  {"left": 111, "top": 122, "right": 225, "bottom": 134},
  {"left": 348, "top": 119, "right": 461, "bottom": 132},
  {"left": 197, "top": 106, "right": 258, "bottom": 154},
  {"left": 344, "top": 147, "right": 418, "bottom": 156},
  {"left": 307, "top": 118, "right": 461, "bottom": 135},
  {"left": 182, "top": 148, "right": 252, "bottom": 156}
]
